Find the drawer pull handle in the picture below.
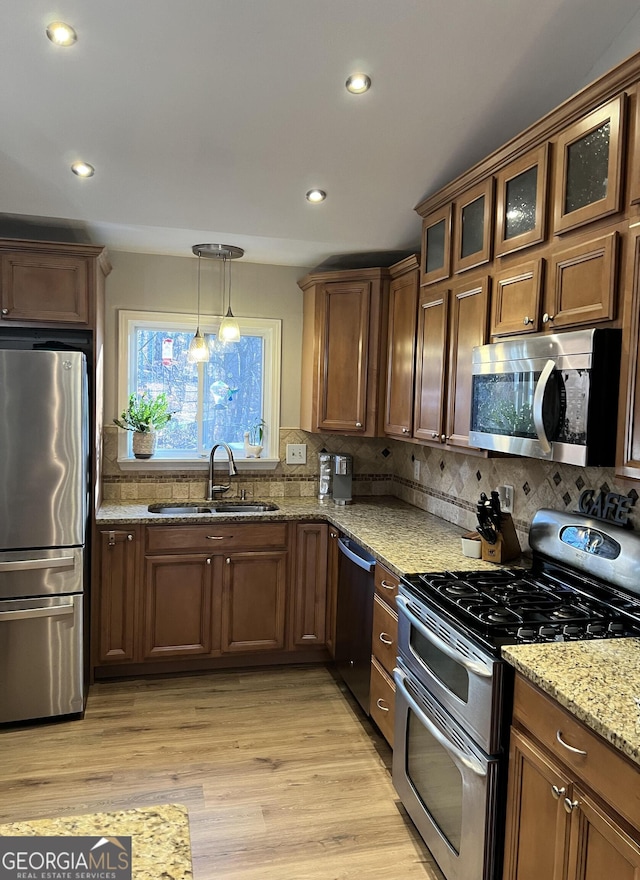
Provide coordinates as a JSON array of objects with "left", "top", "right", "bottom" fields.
[
  {"left": 376, "top": 698, "right": 390, "bottom": 712},
  {"left": 563, "top": 797, "right": 580, "bottom": 814},
  {"left": 556, "top": 730, "right": 587, "bottom": 756},
  {"left": 551, "top": 785, "right": 566, "bottom": 800},
  {"left": 380, "top": 580, "right": 396, "bottom": 590},
  {"left": 379, "top": 633, "right": 393, "bottom": 646},
  {"left": 206, "top": 535, "right": 226, "bottom": 540}
]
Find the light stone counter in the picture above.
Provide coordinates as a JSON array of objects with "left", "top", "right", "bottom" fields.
[
  {"left": 96, "top": 495, "right": 521, "bottom": 576},
  {"left": 0, "top": 804, "right": 192, "bottom": 879},
  {"left": 503, "top": 639, "right": 640, "bottom": 767}
]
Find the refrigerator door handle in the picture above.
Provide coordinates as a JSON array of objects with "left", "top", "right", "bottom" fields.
[
  {"left": 0, "top": 603, "right": 75, "bottom": 621},
  {"left": 0, "top": 556, "right": 76, "bottom": 572}
]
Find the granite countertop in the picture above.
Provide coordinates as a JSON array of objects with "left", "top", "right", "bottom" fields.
[
  {"left": 96, "top": 495, "right": 518, "bottom": 576},
  {"left": 0, "top": 804, "right": 192, "bottom": 879},
  {"left": 503, "top": 639, "right": 640, "bottom": 767}
]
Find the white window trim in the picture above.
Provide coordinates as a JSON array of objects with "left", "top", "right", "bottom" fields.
[{"left": 116, "top": 309, "right": 281, "bottom": 470}]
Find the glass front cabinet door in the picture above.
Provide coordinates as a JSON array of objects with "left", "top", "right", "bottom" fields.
[
  {"left": 453, "top": 178, "right": 494, "bottom": 274},
  {"left": 553, "top": 95, "right": 625, "bottom": 234},
  {"left": 420, "top": 205, "right": 451, "bottom": 286},
  {"left": 495, "top": 145, "right": 548, "bottom": 257}
]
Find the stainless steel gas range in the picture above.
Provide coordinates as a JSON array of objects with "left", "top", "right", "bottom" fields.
[{"left": 393, "top": 508, "right": 640, "bottom": 880}]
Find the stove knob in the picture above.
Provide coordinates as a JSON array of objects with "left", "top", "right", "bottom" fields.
[
  {"left": 586, "top": 623, "right": 606, "bottom": 636},
  {"left": 539, "top": 625, "right": 558, "bottom": 640},
  {"left": 516, "top": 627, "right": 536, "bottom": 642},
  {"left": 563, "top": 624, "right": 583, "bottom": 638},
  {"left": 607, "top": 621, "right": 625, "bottom": 635}
]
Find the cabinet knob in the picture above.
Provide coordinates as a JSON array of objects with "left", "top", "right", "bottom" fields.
[
  {"left": 431, "top": 432, "right": 438, "bottom": 439},
  {"left": 402, "top": 427, "right": 410, "bottom": 434},
  {"left": 226, "top": 557, "right": 231, "bottom": 564},
  {"left": 206, "top": 557, "right": 211, "bottom": 565},
  {"left": 441, "top": 434, "right": 446, "bottom": 442},
  {"left": 127, "top": 534, "right": 133, "bottom": 541},
  {"left": 355, "top": 422, "right": 362, "bottom": 428},
  {"left": 551, "top": 785, "right": 566, "bottom": 800},
  {"left": 1, "top": 309, "right": 8, "bottom": 316},
  {"left": 563, "top": 797, "right": 580, "bottom": 814},
  {"left": 542, "top": 312, "right": 555, "bottom": 324},
  {"left": 330, "top": 531, "right": 337, "bottom": 539},
  {"left": 523, "top": 316, "right": 533, "bottom": 325}
]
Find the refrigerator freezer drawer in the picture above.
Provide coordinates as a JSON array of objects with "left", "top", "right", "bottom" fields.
[
  {"left": 0, "top": 548, "right": 83, "bottom": 600},
  {"left": 0, "top": 594, "right": 83, "bottom": 723}
]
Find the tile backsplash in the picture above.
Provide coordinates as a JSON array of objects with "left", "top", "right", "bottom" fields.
[{"left": 102, "top": 426, "right": 639, "bottom": 550}]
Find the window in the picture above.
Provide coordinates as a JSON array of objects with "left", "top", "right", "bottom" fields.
[{"left": 117, "top": 311, "right": 281, "bottom": 467}]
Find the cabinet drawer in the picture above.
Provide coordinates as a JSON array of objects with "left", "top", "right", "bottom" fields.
[
  {"left": 372, "top": 594, "right": 398, "bottom": 675},
  {"left": 145, "top": 523, "right": 288, "bottom": 553},
  {"left": 375, "top": 563, "right": 399, "bottom": 605},
  {"left": 513, "top": 675, "right": 640, "bottom": 829},
  {"left": 370, "top": 656, "right": 395, "bottom": 747}
]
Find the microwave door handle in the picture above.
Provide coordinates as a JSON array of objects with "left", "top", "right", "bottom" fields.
[
  {"left": 396, "top": 595, "right": 492, "bottom": 679},
  {"left": 533, "top": 359, "right": 555, "bottom": 454},
  {"left": 394, "top": 667, "right": 486, "bottom": 778}
]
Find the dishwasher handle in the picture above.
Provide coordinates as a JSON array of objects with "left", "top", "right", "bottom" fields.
[{"left": 337, "top": 537, "right": 375, "bottom": 572}]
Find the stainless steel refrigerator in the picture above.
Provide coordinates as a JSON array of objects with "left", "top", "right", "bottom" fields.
[{"left": 0, "top": 349, "right": 88, "bottom": 723}]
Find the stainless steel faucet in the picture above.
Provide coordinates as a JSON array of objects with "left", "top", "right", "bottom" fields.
[{"left": 207, "top": 442, "right": 238, "bottom": 500}]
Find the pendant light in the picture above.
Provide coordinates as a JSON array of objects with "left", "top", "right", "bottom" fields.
[
  {"left": 187, "top": 246, "right": 210, "bottom": 363},
  {"left": 219, "top": 251, "right": 241, "bottom": 343}
]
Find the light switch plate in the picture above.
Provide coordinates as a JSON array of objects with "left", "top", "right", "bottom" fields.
[
  {"left": 286, "top": 443, "right": 307, "bottom": 465},
  {"left": 413, "top": 459, "right": 420, "bottom": 481},
  {"left": 497, "top": 484, "right": 514, "bottom": 514}
]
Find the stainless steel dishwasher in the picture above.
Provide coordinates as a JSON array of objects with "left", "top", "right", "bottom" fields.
[{"left": 334, "top": 537, "right": 376, "bottom": 714}]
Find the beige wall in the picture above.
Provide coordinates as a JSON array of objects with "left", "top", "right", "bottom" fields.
[{"left": 103, "top": 250, "right": 309, "bottom": 427}]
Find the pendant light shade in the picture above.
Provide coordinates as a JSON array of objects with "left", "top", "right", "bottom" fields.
[
  {"left": 190, "top": 243, "right": 244, "bottom": 347},
  {"left": 188, "top": 247, "right": 210, "bottom": 363},
  {"left": 219, "top": 252, "right": 241, "bottom": 342}
]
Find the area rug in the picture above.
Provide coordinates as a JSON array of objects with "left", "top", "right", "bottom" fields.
[{"left": 0, "top": 803, "right": 192, "bottom": 879}]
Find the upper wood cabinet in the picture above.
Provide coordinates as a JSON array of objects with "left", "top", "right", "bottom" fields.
[
  {"left": 553, "top": 95, "right": 625, "bottom": 235},
  {"left": 298, "top": 267, "right": 390, "bottom": 436},
  {"left": 495, "top": 144, "right": 548, "bottom": 257},
  {"left": 384, "top": 255, "right": 419, "bottom": 439},
  {"left": 420, "top": 205, "right": 452, "bottom": 286},
  {"left": 0, "top": 240, "right": 110, "bottom": 328},
  {"left": 617, "top": 228, "right": 640, "bottom": 480},
  {"left": 491, "top": 258, "right": 544, "bottom": 336},
  {"left": 453, "top": 178, "right": 494, "bottom": 274},
  {"left": 413, "top": 276, "right": 490, "bottom": 448}
]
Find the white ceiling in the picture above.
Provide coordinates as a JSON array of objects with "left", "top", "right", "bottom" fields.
[{"left": 2, "top": 0, "right": 640, "bottom": 268}]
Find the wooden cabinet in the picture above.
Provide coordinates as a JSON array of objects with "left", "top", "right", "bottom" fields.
[
  {"left": 298, "top": 267, "right": 389, "bottom": 436},
  {"left": 414, "top": 276, "right": 490, "bottom": 448},
  {"left": 503, "top": 675, "right": 640, "bottom": 880},
  {"left": 221, "top": 550, "right": 288, "bottom": 653},
  {"left": 453, "top": 178, "right": 494, "bottom": 274},
  {"left": 553, "top": 96, "right": 625, "bottom": 235},
  {"left": 420, "top": 205, "right": 452, "bottom": 286},
  {"left": 384, "top": 255, "right": 419, "bottom": 438},
  {"left": 291, "top": 523, "right": 328, "bottom": 648},
  {"left": 96, "top": 527, "right": 140, "bottom": 664},
  {"left": 369, "top": 563, "right": 399, "bottom": 748},
  {"left": 0, "top": 240, "right": 109, "bottom": 327},
  {"left": 491, "top": 259, "right": 544, "bottom": 336},
  {"left": 325, "top": 527, "right": 340, "bottom": 657},
  {"left": 495, "top": 144, "right": 548, "bottom": 257},
  {"left": 544, "top": 231, "right": 618, "bottom": 330},
  {"left": 142, "top": 553, "right": 218, "bottom": 659},
  {"left": 617, "top": 229, "right": 640, "bottom": 479}
]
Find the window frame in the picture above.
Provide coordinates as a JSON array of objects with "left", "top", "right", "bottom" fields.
[{"left": 116, "top": 309, "right": 282, "bottom": 470}]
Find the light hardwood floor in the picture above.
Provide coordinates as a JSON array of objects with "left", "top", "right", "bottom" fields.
[{"left": 1, "top": 665, "right": 445, "bottom": 880}]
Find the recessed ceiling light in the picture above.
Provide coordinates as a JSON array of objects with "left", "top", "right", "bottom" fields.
[
  {"left": 71, "top": 161, "right": 95, "bottom": 178},
  {"left": 306, "top": 189, "right": 326, "bottom": 203},
  {"left": 46, "top": 22, "right": 77, "bottom": 46},
  {"left": 345, "top": 74, "right": 371, "bottom": 95}
]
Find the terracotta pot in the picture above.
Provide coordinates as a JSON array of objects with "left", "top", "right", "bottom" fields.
[{"left": 132, "top": 431, "right": 157, "bottom": 459}]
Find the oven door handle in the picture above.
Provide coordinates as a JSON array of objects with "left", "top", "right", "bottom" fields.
[
  {"left": 396, "top": 595, "right": 492, "bottom": 679},
  {"left": 532, "top": 359, "right": 555, "bottom": 455},
  {"left": 394, "top": 667, "right": 487, "bottom": 778}
]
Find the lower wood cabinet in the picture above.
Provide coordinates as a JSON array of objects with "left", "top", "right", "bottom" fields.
[
  {"left": 503, "top": 675, "right": 640, "bottom": 880},
  {"left": 325, "top": 527, "right": 340, "bottom": 657},
  {"left": 368, "top": 563, "right": 399, "bottom": 747},
  {"left": 94, "top": 520, "right": 330, "bottom": 675}
]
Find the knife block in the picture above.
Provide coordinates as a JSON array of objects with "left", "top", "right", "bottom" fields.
[{"left": 480, "top": 513, "right": 521, "bottom": 563}]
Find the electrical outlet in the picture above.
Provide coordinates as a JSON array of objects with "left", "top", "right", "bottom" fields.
[
  {"left": 286, "top": 443, "right": 307, "bottom": 465},
  {"left": 497, "top": 484, "right": 514, "bottom": 514},
  {"left": 413, "top": 459, "right": 420, "bottom": 481}
]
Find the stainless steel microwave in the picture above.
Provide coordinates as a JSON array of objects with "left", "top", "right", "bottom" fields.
[{"left": 469, "top": 328, "right": 621, "bottom": 466}]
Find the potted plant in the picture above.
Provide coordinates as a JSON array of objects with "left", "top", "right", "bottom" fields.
[
  {"left": 243, "top": 418, "right": 266, "bottom": 459},
  {"left": 114, "top": 392, "right": 173, "bottom": 459}
]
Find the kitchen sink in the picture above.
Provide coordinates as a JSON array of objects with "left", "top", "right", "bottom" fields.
[{"left": 147, "top": 501, "right": 279, "bottom": 514}]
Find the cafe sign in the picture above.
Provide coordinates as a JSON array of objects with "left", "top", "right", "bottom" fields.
[{"left": 577, "top": 488, "right": 636, "bottom": 527}]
